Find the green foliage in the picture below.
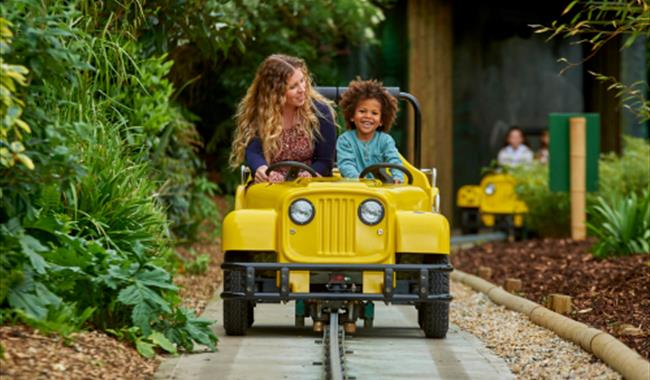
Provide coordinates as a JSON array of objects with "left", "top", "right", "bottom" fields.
[
  {"left": 599, "top": 135, "right": 650, "bottom": 201},
  {"left": 532, "top": 0, "right": 650, "bottom": 122},
  {"left": 511, "top": 136, "right": 650, "bottom": 239},
  {"left": 511, "top": 162, "right": 571, "bottom": 237},
  {"left": 184, "top": 249, "right": 210, "bottom": 275},
  {"left": 588, "top": 190, "right": 650, "bottom": 257},
  {"left": 79, "top": 0, "right": 387, "bottom": 191},
  {"left": 1, "top": 0, "right": 218, "bottom": 356},
  {"left": 0, "top": 18, "right": 33, "bottom": 170}
]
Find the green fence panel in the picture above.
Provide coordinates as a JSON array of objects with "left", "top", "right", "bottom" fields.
[{"left": 549, "top": 113, "right": 600, "bottom": 192}]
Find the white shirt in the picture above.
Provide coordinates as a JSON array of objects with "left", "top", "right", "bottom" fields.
[{"left": 497, "top": 145, "right": 534, "bottom": 167}]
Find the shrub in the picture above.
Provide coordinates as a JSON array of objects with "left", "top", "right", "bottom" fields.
[
  {"left": 599, "top": 135, "right": 650, "bottom": 202},
  {"left": 0, "top": 0, "right": 218, "bottom": 356},
  {"left": 511, "top": 136, "right": 650, "bottom": 238},
  {"left": 588, "top": 190, "right": 650, "bottom": 258},
  {"left": 511, "top": 162, "right": 571, "bottom": 237}
]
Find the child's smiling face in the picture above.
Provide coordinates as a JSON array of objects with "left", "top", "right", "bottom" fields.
[{"left": 353, "top": 98, "right": 382, "bottom": 141}]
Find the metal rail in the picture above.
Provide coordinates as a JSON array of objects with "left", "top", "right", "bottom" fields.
[{"left": 324, "top": 312, "right": 345, "bottom": 380}]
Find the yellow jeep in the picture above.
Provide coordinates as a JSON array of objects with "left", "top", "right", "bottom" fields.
[
  {"left": 221, "top": 87, "right": 452, "bottom": 338},
  {"left": 456, "top": 172, "right": 528, "bottom": 236}
]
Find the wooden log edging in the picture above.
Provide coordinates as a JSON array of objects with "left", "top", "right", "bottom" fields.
[{"left": 451, "top": 269, "right": 650, "bottom": 380}]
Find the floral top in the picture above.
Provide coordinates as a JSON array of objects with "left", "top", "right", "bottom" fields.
[{"left": 268, "top": 126, "right": 313, "bottom": 182}]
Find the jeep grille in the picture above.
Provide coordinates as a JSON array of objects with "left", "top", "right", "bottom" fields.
[{"left": 317, "top": 197, "right": 355, "bottom": 256}]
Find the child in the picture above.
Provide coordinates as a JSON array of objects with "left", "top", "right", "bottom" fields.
[
  {"left": 536, "top": 129, "right": 549, "bottom": 164},
  {"left": 336, "top": 79, "right": 404, "bottom": 183},
  {"left": 497, "top": 127, "right": 533, "bottom": 167}
]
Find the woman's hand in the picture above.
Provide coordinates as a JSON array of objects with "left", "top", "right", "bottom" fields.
[
  {"left": 268, "top": 171, "right": 284, "bottom": 183},
  {"left": 255, "top": 165, "right": 269, "bottom": 183}
]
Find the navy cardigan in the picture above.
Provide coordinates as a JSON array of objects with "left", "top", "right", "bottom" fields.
[{"left": 244, "top": 101, "right": 336, "bottom": 176}]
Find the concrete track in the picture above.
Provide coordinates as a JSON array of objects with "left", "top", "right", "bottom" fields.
[{"left": 156, "top": 296, "right": 513, "bottom": 380}]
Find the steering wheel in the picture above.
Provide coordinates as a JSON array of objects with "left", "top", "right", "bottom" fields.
[
  {"left": 265, "top": 161, "right": 318, "bottom": 181},
  {"left": 358, "top": 163, "right": 413, "bottom": 185}
]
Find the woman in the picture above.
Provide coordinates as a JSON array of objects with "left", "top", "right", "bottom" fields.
[
  {"left": 497, "top": 127, "right": 533, "bottom": 167},
  {"left": 229, "top": 54, "right": 336, "bottom": 183}
]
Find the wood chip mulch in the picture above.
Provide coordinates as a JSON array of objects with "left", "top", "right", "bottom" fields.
[
  {"left": 174, "top": 237, "right": 224, "bottom": 315},
  {"left": 0, "top": 325, "right": 158, "bottom": 380},
  {"left": 174, "top": 196, "right": 229, "bottom": 315},
  {"left": 451, "top": 238, "right": 650, "bottom": 360}
]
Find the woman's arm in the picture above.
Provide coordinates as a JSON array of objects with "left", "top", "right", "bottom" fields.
[
  {"left": 245, "top": 137, "right": 267, "bottom": 172},
  {"left": 245, "top": 138, "right": 270, "bottom": 182},
  {"left": 311, "top": 102, "right": 336, "bottom": 176}
]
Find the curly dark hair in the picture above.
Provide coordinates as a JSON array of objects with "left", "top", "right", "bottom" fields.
[{"left": 339, "top": 79, "right": 398, "bottom": 132}]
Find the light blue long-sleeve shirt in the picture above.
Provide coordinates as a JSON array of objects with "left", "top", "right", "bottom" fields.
[{"left": 336, "top": 130, "right": 404, "bottom": 181}]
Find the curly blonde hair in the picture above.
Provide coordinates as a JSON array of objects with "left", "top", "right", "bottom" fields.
[
  {"left": 229, "top": 54, "right": 332, "bottom": 168},
  {"left": 339, "top": 79, "right": 398, "bottom": 132}
]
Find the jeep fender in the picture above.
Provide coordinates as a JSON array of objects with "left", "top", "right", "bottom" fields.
[
  {"left": 395, "top": 211, "right": 450, "bottom": 254},
  {"left": 222, "top": 209, "right": 277, "bottom": 252}
]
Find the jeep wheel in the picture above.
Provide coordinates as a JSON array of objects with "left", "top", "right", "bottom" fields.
[
  {"left": 460, "top": 208, "right": 480, "bottom": 235},
  {"left": 223, "top": 269, "right": 248, "bottom": 335},
  {"left": 247, "top": 302, "right": 255, "bottom": 328},
  {"left": 420, "top": 301, "right": 449, "bottom": 338},
  {"left": 420, "top": 258, "right": 449, "bottom": 338}
]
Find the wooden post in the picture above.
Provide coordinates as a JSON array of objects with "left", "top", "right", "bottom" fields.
[
  {"left": 504, "top": 278, "right": 522, "bottom": 293},
  {"left": 570, "top": 117, "right": 587, "bottom": 240},
  {"left": 407, "top": 0, "right": 453, "bottom": 219},
  {"left": 548, "top": 294, "right": 572, "bottom": 315},
  {"left": 478, "top": 266, "right": 492, "bottom": 280}
]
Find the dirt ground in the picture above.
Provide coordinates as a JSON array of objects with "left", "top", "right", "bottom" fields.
[{"left": 451, "top": 238, "right": 650, "bottom": 360}]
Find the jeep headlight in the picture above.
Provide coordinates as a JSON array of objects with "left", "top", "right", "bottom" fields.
[
  {"left": 484, "top": 183, "right": 496, "bottom": 196},
  {"left": 289, "top": 199, "right": 315, "bottom": 225},
  {"left": 358, "top": 199, "right": 384, "bottom": 225}
]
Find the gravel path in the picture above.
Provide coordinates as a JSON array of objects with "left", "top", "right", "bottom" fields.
[{"left": 450, "top": 280, "right": 621, "bottom": 380}]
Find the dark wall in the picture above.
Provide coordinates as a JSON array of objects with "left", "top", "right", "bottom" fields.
[{"left": 452, "top": 3, "right": 583, "bottom": 207}]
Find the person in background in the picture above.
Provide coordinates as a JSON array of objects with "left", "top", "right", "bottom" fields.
[
  {"left": 336, "top": 79, "right": 404, "bottom": 183},
  {"left": 536, "top": 129, "right": 549, "bottom": 164},
  {"left": 497, "top": 127, "right": 534, "bottom": 167},
  {"left": 229, "top": 54, "right": 336, "bottom": 183}
]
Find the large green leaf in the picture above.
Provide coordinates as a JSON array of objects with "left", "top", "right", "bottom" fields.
[
  {"left": 135, "top": 339, "right": 155, "bottom": 358},
  {"left": 135, "top": 266, "right": 178, "bottom": 291},
  {"left": 131, "top": 302, "right": 154, "bottom": 336},
  {"left": 149, "top": 331, "right": 177, "bottom": 354},
  {"left": 19, "top": 235, "right": 49, "bottom": 274},
  {"left": 7, "top": 272, "right": 61, "bottom": 320},
  {"left": 117, "top": 282, "right": 171, "bottom": 313}
]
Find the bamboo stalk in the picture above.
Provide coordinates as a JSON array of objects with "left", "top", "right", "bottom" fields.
[{"left": 570, "top": 117, "right": 587, "bottom": 240}]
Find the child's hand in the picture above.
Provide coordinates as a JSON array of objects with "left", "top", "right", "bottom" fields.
[{"left": 393, "top": 179, "right": 402, "bottom": 184}]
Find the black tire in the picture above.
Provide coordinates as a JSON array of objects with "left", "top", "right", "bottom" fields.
[
  {"left": 223, "top": 269, "right": 248, "bottom": 335},
  {"left": 460, "top": 208, "right": 480, "bottom": 235},
  {"left": 513, "top": 227, "right": 527, "bottom": 241},
  {"left": 420, "top": 255, "right": 450, "bottom": 339},
  {"left": 420, "top": 300, "right": 449, "bottom": 338},
  {"left": 247, "top": 302, "right": 255, "bottom": 328}
]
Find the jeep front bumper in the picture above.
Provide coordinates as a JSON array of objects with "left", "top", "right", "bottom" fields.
[{"left": 221, "top": 262, "right": 453, "bottom": 304}]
